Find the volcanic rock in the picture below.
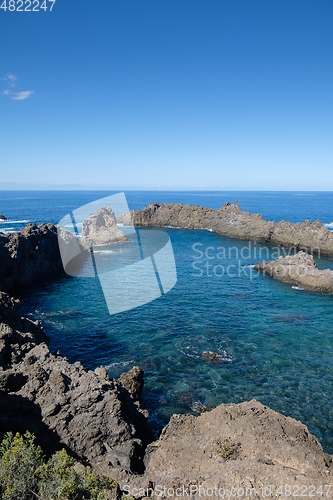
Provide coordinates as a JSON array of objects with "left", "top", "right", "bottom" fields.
[
  {"left": 0, "top": 223, "right": 65, "bottom": 292},
  {"left": 81, "top": 207, "right": 128, "bottom": 249},
  {"left": 117, "top": 202, "right": 333, "bottom": 257},
  {"left": 118, "top": 366, "right": 144, "bottom": 402},
  {"left": 254, "top": 251, "right": 333, "bottom": 293},
  {"left": 0, "top": 291, "right": 154, "bottom": 479},
  {"left": 134, "top": 400, "right": 333, "bottom": 496},
  {"left": 0, "top": 215, "right": 8, "bottom": 221}
]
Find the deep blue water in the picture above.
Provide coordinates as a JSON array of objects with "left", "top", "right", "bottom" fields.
[
  {"left": 1, "top": 191, "right": 333, "bottom": 451},
  {"left": 1, "top": 190, "right": 333, "bottom": 230}
]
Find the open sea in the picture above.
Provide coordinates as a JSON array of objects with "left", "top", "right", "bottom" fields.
[{"left": 1, "top": 190, "right": 333, "bottom": 451}]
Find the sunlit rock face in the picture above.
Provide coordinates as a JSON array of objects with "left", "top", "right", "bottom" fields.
[{"left": 80, "top": 206, "right": 128, "bottom": 249}]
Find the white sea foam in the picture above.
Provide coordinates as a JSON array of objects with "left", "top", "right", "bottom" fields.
[
  {"left": 292, "top": 285, "right": 305, "bottom": 290},
  {"left": 105, "top": 360, "right": 135, "bottom": 369},
  {"left": 93, "top": 249, "right": 116, "bottom": 254},
  {"left": 0, "top": 219, "right": 30, "bottom": 224}
]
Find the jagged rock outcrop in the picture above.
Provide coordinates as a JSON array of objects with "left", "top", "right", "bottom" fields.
[
  {"left": 124, "top": 400, "right": 333, "bottom": 497},
  {"left": 0, "top": 223, "right": 65, "bottom": 292},
  {"left": 0, "top": 291, "right": 46, "bottom": 367},
  {"left": 117, "top": 201, "right": 333, "bottom": 257},
  {"left": 117, "top": 366, "right": 144, "bottom": 402},
  {"left": 0, "top": 215, "right": 8, "bottom": 221},
  {"left": 254, "top": 251, "right": 333, "bottom": 293},
  {"left": 81, "top": 207, "right": 128, "bottom": 249},
  {"left": 0, "top": 292, "right": 154, "bottom": 479}
]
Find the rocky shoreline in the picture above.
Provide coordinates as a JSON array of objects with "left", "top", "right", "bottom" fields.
[
  {"left": 1, "top": 210, "right": 333, "bottom": 496},
  {"left": 0, "top": 291, "right": 154, "bottom": 481},
  {"left": 118, "top": 201, "right": 333, "bottom": 257},
  {"left": 0, "top": 222, "right": 65, "bottom": 292},
  {"left": 255, "top": 251, "right": 333, "bottom": 293},
  {"left": 1, "top": 290, "right": 332, "bottom": 495}
]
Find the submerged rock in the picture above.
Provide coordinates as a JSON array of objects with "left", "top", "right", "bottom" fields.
[
  {"left": 81, "top": 207, "right": 128, "bottom": 249},
  {"left": 201, "top": 351, "right": 225, "bottom": 362},
  {"left": 254, "top": 250, "right": 333, "bottom": 293}
]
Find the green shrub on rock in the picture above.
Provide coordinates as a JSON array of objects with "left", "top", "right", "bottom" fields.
[
  {"left": 0, "top": 431, "right": 43, "bottom": 500},
  {"left": 0, "top": 432, "right": 117, "bottom": 500}
]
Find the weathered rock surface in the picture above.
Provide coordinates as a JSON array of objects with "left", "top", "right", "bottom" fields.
[
  {"left": 57, "top": 224, "right": 90, "bottom": 276},
  {"left": 81, "top": 207, "right": 128, "bottom": 249},
  {"left": 127, "top": 400, "right": 333, "bottom": 497},
  {"left": 117, "top": 366, "right": 144, "bottom": 402},
  {"left": 0, "top": 215, "right": 8, "bottom": 221},
  {"left": 117, "top": 201, "right": 333, "bottom": 257},
  {"left": 0, "top": 223, "right": 65, "bottom": 292},
  {"left": 0, "top": 292, "right": 154, "bottom": 479},
  {"left": 254, "top": 251, "right": 333, "bottom": 293}
]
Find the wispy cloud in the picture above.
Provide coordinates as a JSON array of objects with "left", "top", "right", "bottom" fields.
[
  {"left": 3, "top": 73, "right": 18, "bottom": 87},
  {"left": 2, "top": 74, "right": 34, "bottom": 101},
  {"left": 10, "top": 90, "right": 34, "bottom": 100}
]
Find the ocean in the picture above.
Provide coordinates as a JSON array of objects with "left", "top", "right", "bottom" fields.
[{"left": 1, "top": 190, "right": 333, "bottom": 451}]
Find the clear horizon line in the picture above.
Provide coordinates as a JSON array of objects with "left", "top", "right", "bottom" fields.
[{"left": 1, "top": 187, "right": 333, "bottom": 193}]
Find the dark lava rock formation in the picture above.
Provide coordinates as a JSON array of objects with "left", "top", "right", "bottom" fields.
[
  {"left": 117, "top": 366, "right": 144, "bottom": 402},
  {"left": 118, "top": 201, "right": 333, "bottom": 257},
  {"left": 255, "top": 250, "right": 333, "bottom": 293},
  {"left": 0, "top": 215, "right": 8, "bottom": 221},
  {"left": 0, "top": 223, "right": 65, "bottom": 292},
  {"left": 0, "top": 291, "right": 154, "bottom": 480}
]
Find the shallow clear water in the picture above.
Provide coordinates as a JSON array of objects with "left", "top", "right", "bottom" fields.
[{"left": 1, "top": 191, "right": 333, "bottom": 451}]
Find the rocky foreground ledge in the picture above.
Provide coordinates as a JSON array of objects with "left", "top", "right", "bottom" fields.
[
  {"left": 118, "top": 201, "right": 333, "bottom": 257},
  {"left": 1, "top": 292, "right": 333, "bottom": 496},
  {"left": 0, "top": 291, "right": 154, "bottom": 481},
  {"left": 254, "top": 251, "right": 333, "bottom": 293}
]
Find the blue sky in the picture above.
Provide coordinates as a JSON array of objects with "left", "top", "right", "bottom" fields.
[{"left": 1, "top": 0, "right": 332, "bottom": 190}]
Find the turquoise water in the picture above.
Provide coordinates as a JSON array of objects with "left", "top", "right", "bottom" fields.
[{"left": 1, "top": 191, "right": 333, "bottom": 451}]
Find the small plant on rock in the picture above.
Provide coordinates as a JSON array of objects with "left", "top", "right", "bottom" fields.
[{"left": 216, "top": 437, "right": 240, "bottom": 462}]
